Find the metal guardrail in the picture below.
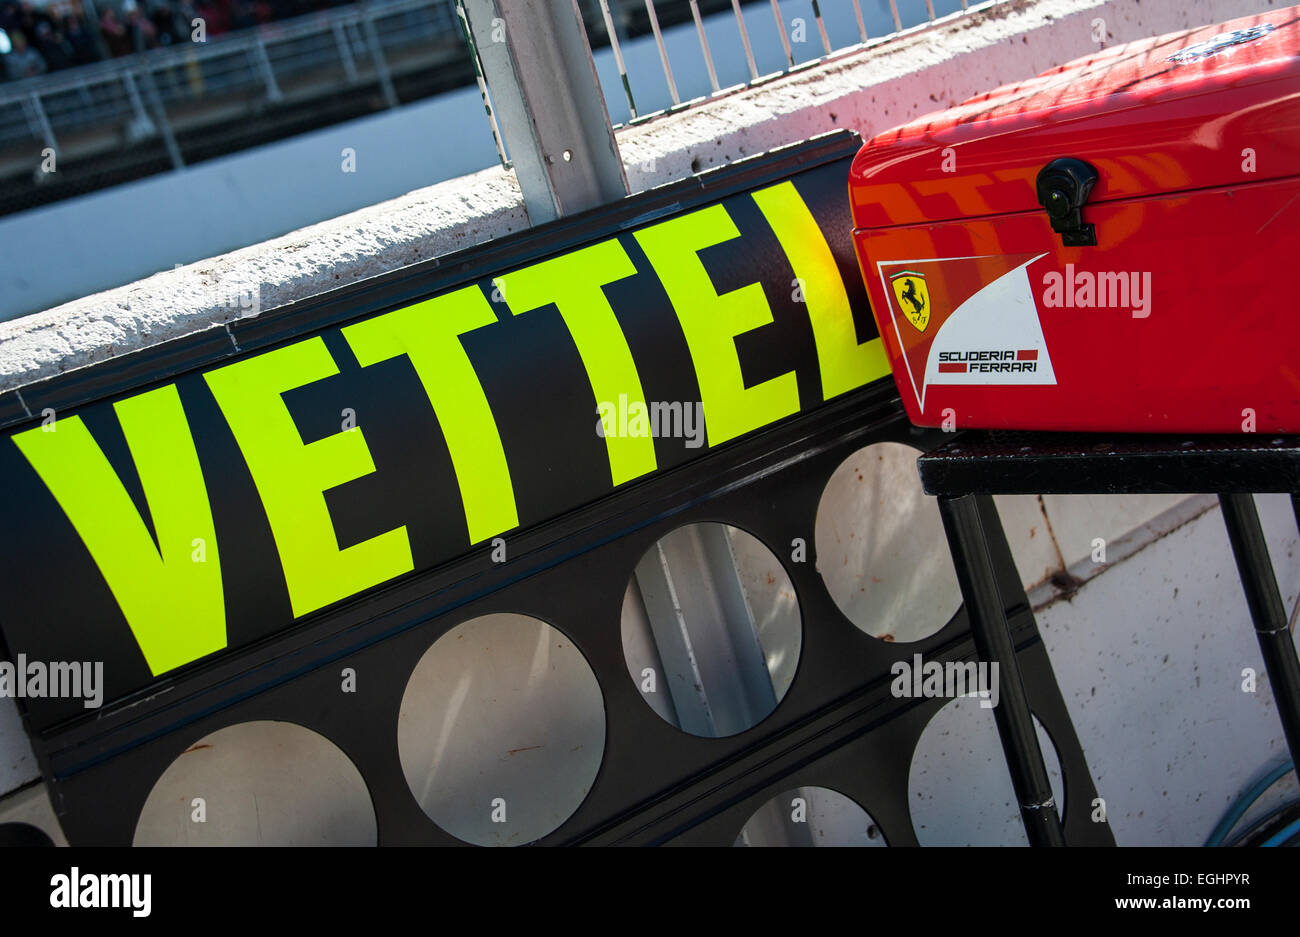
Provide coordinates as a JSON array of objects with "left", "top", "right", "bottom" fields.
[
  {"left": 0, "top": 0, "right": 460, "bottom": 162},
  {"left": 0, "top": 0, "right": 999, "bottom": 213},
  {"left": 583, "top": 0, "right": 986, "bottom": 124},
  {"left": 457, "top": 0, "right": 997, "bottom": 225}
]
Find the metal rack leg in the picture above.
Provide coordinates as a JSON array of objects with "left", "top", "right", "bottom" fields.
[
  {"left": 937, "top": 494, "right": 1066, "bottom": 846},
  {"left": 1220, "top": 493, "right": 1300, "bottom": 769}
]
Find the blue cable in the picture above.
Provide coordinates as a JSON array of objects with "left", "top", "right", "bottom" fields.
[
  {"left": 1225, "top": 801, "right": 1300, "bottom": 847},
  {"left": 1205, "top": 759, "right": 1295, "bottom": 847},
  {"left": 1262, "top": 816, "right": 1300, "bottom": 847}
]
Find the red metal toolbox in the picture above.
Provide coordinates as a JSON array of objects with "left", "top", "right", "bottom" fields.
[{"left": 849, "top": 9, "right": 1300, "bottom": 433}]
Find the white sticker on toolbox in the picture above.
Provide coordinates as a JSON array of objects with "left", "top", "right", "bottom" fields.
[{"left": 876, "top": 253, "right": 1055, "bottom": 411}]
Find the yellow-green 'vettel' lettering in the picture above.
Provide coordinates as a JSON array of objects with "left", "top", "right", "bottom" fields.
[
  {"left": 12, "top": 385, "right": 226, "bottom": 675},
  {"left": 342, "top": 287, "right": 519, "bottom": 543},
  {"left": 204, "top": 338, "right": 413, "bottom": 619},
  {"left": 634, "top": 205, "right": 800, "bottom": 447},
  {"left": 493, "top": 240, "right": 656, "bottom": 487},
  {"left": 750, "top": 181, "right": 890, "bottom": 399}
]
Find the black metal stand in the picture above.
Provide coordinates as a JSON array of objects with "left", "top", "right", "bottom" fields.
[
  {"left": 1220, "top": 493, "right": 1300, "bottom": 763},
  {"left": 939, "top": 495, "right": 1066, "bottom": 846},
  {"left": 919, "top": 432, "right": 1300, "bottom": 847}
]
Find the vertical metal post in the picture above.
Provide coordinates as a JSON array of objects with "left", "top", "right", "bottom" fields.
[
  {"left": 643, "top": 0, "right": 679, "bottom": 106},
  {"left": 121, "top": 68, "right": 179, "bottom": 166},
  {"left": 1220, "top": 494, "right": 1300, "bottom": 769},
  {"left": 633, "top": 525, "right": 778, "bottom": 738},
  {"left": 252, "top": 36, "right": 283, "bottom": 101},
  {"left": 456, "top": 0, "right": 510, "bottom": 166},
  {"left": 729, "top": 0, "right": 759, "bottom": 81},
  {"left": 334, "top": 21, "right": 360, "bottom": 84},
  {"left": 938, "top": 494, "right": 1066, "bottom": 846},
  {"left": 462, "top": 0, "right": 629, "bottom": 224},
  {"left": 769, "top": 0, "right": 793, "bottom": 68},
  {"left": 598, "top": 0, "right": 638, "bottom": 117},
  {"left": 888, "top": 0, "right": 903, "bottom": 33},
  {"left": 689, "top": 0, "right": 720, "bottom": 94},
  {"left": 139, "top": 68, "right": 185, "bottom": 169},
  {"left": 810, "top": 0, "right": 832, "bottom": 54},
  {"left": 360, "top": 10, "right": 399, "bottom": 108},
  {"left": 26, "top": 93, "right": 57, "bottom": 151},
  {"left": 851, "top": 0, "right": 868, "bottom": 42},
  {"left": 122, "top": 70, "right": 152, "bottom": 129},
  {"left": 926, "top": 0, "right": 937, "bottom": 21}
]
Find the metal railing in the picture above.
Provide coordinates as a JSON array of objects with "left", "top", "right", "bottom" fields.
[
  {"left": 0, "top": 0, "right": 1000, "bottom": 216},
  {"left": 0, "top": 0, "right": 735, "bottom": 160},
  {"left": 0, "top": 0, "right": 461, "bottom": 162},
  {"left": 582, "top": 0, "right": 988, "bottom": 124},
  {"left": 455, "top": 0, "right": 997, "bottom": 222}
]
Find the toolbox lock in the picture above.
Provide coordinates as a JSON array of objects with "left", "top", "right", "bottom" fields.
[{"left": 1036, "top": 158, "right": 1100, "bottom": 247}]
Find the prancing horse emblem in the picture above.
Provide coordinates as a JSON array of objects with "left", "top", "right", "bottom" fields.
[{"left": 890, "top": 270, "right": 931, "bottom": 333}]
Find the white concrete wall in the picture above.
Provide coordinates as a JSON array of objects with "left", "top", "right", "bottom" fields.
[
  {"left": 1032, "top": 494, "right": 1300, "bottom": 845},
  {"left": 3, "top": 0, "right": 1295, "bottom": 844}
]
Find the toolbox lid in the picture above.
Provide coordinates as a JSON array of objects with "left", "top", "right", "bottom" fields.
[{"left": 849, "top": 10, "right": 1300, "bottom": 230}]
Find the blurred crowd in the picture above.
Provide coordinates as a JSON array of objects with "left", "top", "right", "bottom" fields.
[{"left": 1, "top": 0, "right": 355, "bottom": 81}]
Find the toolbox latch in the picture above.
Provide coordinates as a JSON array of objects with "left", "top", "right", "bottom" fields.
[{"left": 1036, "top": 158, "right": 1099, "bottom": 247}]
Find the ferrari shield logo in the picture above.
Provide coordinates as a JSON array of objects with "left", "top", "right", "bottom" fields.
[{"left": 890, "top": 271, "right": 930, "bottom": 333}]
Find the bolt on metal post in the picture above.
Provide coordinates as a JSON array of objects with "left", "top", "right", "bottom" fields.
[{"left": 461, "top": 0, "right": 628, "bottom": 224}]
